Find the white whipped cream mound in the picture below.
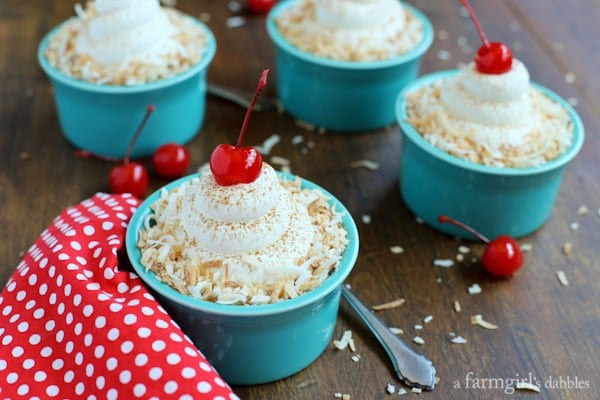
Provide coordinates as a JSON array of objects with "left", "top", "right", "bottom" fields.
[
  {"left": 180, "top": 164, "right": 314, "bottom": 262},
  {"left": 315, "top": 0, "right": 403, "bottom": 30},
  {"left": 275, "top": 0, "right": 423, "bottom": 61},
  {"left": 75, "top": 0, "right": 178, "bottom": 66}
]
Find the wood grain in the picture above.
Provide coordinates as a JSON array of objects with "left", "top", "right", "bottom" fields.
[{"left": 1, "top": 1, "right": 598, "bottom": 399}]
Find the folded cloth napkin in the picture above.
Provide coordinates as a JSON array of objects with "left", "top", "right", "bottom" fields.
[{"left": 0, "top": 193, "right": 239, "bottom": 399}]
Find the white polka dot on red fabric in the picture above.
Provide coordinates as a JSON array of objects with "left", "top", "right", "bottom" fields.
[
  {"left": 181, "top": 367, "right": 196, "bottom": 379},
  {"left": 106, "top": 357, "right": 118, "bottom": 371},
  {"left": 83, "top": 225, "right": 95, "bottom": 236},
  {"left": 197, "top": 381, "right": 212, "bottom": 393},
  {"left": 64, "top": 370, "right": 74, "bottom": 383},
  {"left": 164, "top": 381, "right": 178, "bottom": 394},
  {"left": 151, "top": 340, "right": 166, "bottom": 352},
  {"left": 148, "top": 367, "right": 163, "bottom": 380},
  {"left": 166, "top": 353, "right": 181, "bottom": 365},
  {"left": 137, "top": 327, "right": 151, "bottom": 339},
  {"left": 121, "top": 341, "right": 134, "bottom": 354},
  {"left": 34, "top": 371, "right": 47, "bottom": 382},
  {"left": 119, "top": 370, "right": 131, "bottom": 384},
  {"left": 134, "top": 353, "right": 148, "bottom": 367},
  {"left": 133, "top": 383, "right": 146, "bottom": 397}
]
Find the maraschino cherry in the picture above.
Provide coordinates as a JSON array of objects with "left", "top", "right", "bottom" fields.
[
  {"left": 209, "top": 69, "right": 269, "bottom": 186},
  {"left": 438, "top": 215, "right": 524, "bottom": 277},
  {"left": 108, "top": 105, "right": 154, "bottom": 198},
  {"left": 152, "top": 142, "right": 190, "bottom": 178},
  {"left": 247, "top": 0, "right": 277, "bottom": 14},
  {"left": 459, "top": 0, "right": 513, "bottom": 74}
]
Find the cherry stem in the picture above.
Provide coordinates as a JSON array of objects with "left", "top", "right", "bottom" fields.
[
  {"left": 73, "top": 149, "right": 120, "bottom": 163},
  {"left": 236, "top": 69, "right": 269, "bottom": 148},
  {"left": 123, "top": 104, "right": 155, "bottom": 164},
  {"left": 459, "top": 0, "right": 490, "bottom": 48},
  {"left": 438, "top": 215, "right": 490, "bottom": 244}
]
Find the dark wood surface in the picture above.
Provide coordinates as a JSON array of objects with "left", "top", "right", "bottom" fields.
[{"left": 2, "top": 1, "right": 599, "bottom": 399}]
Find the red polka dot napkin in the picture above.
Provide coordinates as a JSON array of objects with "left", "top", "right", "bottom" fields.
[{"left": 0, "top": 193, "right": 239, "bottom": 399}]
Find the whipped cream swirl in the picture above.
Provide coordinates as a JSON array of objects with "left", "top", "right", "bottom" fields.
[
  {"left": 180, "top": 164, "right": 314, "bottom": 266},
  {"left": 315, "top": 0, "right": 404, "bottom": 30},
  {"left": 74, "top": 0, "right": 178, "bottom": 66}
]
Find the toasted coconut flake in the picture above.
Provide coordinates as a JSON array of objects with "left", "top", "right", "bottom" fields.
[
  {"left": 389, "top": 327, "right": 404, "bottom": 335},
  {"left": 386, "top": 383, "right": 396, "bottom": 394},
  {"left": 564, "top": 72, "right": 576, "bottom": 83},
  {"left": 433, "top": 258, "right": 454, "bottom": 268},
  {"left": 411, "top": 387, "right": 423, "bottom": 393},
  {"left": 450, "top": 335, "right": 467, "bottom": 344},
  {"left": 521, "top": 243, "right": 533, "bottom": 252},
  {"left": 342, "top": 394, "right": 351, "bottom": 400},
  {"left": 456, "top": 253, "right": 465, "bottom": 262},
  {"left": 467, "top": 283, "right": 482, "bottom": 295},
  {"left": 348, "top": 337, "right": 356, "bottom": 352},
  {"left": 423, "top": 315, "right": 433, "bottom": 324},
  {"left": 569, "top": 222, "right": 579, "bottom": 231},
  {"left": 515, "top": 381, "right": 541, "bottom": 393},
  {"left": 454, "top": 300, "right": 462, "bottom": 313},
  {"left": 295, "top": 119, "right": 316, "bottom": 131},
  {"left": 458, "top": 245, "right": 470, "bottom": 254},
  {"left": 361, "top": 214, "right": 372, "bottom": 224},
  {"left": 333, "top": 330, "right": 353, "bottom": 350},
  {"left": 414, "top": 324, "right": 423, "bottom": 330},
  {"left": 350, "top": 160, "right": 379, "bottom": 171},
  {"left": 577, "top": 205, "right": 589, "bottom": 215},
  {"left": 390, "top": 245, "right": 404, "bottom": 254},
  {"left": 471, "top": 314, "right": 498, "bottom": 330},
  {"left": 225, "top": 16, "right": 245, "bottom": 28},
  {"left": 413, "top": 336, "right": 425, "bottom": 345},
  {"left": 562, "top": 242, "right": 573, "bottom": 255},
  {"left": 270, "top": 155, "right": 291, "bottom": 166},
  {"left": 255, "top": 134, "right": 281, "bottom": 155},
  {"left": 372, "top": 298, "right": 405, "bottom": 311},
  {"left": 297, "top": 379, "right": 317, "bottom": 388},
  {"left": 351, "top": 354, "right": 361, "bottom": 362},
  {"left": 398, "top": 387, "right": 408, "bottom": 395},
  {"left": 291, "top": 134, "right": 304, "bottom": 145},
  {"left": 557, "top": 270, "right": 569, "bottom": 286}
]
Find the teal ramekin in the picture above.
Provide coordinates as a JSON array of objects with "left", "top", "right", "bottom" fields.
[
  {"left": 266, "top": 0, "right": 433, "bottom": 132},
  {"left": 126, "top": 172, "right": 359, "bottom": 385},
  {"left": 38, "top": 17, "right": 216, "bottom": 158},
  {"left": 396, "top": 70, "right": 585, "bottom": 239}
]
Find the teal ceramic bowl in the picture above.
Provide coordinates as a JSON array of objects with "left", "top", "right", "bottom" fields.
[
  {"left": 266, "top": 0, "right": 433, "bottom": 132},
  {"left": 396, "top": 70, "right": 585, "bottom": 239},
  {"left": 126, "top": 172, "right": 359, "bottom": 385},
  {"left": 38, "top": 18, "right": 216, "bottom": 158}
]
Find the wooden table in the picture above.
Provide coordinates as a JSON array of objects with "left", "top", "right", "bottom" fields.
[{"left": 2, "top": 1, "right": 598, "bottom": 399}]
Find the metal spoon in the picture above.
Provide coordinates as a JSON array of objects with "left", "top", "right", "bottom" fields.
[
  {"left": 341, "top": 285, "right": 437, "bottom": 391},
  {"left": 206, "top": 83, "right": 277, "bottom": 112}
]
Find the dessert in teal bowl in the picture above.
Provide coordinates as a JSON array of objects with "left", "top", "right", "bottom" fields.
[
  {"left": 126, "top": 165, "right": 359, "bottom": 385},
  {"left": 266, "top": 0, "right": 433, "bottom": 132},
  {"left": 396, "top": 69, "right": 584, "bottom": 239},
  {"left": 38, "top": 1, "right": 216, "bottom": 158}
]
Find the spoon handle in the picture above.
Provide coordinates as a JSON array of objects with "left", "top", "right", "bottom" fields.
[
  {"left": 207, "top": 83, "right": 275, "bottom": 112},
  {"left": 341, "top": 285, "right": 436, "bottom": 390}
]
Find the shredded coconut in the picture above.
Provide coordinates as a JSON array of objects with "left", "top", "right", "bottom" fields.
[{"left": 137, "top": 176, "right": 348, "bottom": 305}]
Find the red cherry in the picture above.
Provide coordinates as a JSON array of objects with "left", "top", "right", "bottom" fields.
[
  {"left": 153, "top": 143, "right": 190, "bottom": 178},
  {"left": 108, "top": 105, "right": 155, "bottom": 198},
  {"left": 247, "top": 0, "right": 276, "bottom": 14},
  {"left": 460, "top": 0, "right": 513, "bottom": 74},
  {"left": 438, "top": 215, "right": 524, "bottom": 277},
  {"left": 109, "top": 163, "right": 149, "bottom": 199},
  {"left": 209, "top": 69, "right": 269, "bottom": 186}
]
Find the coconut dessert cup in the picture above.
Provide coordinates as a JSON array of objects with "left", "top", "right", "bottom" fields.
[
  {"left": 266, "top": 0, "right": 434, "bottom": 132},
  {"left": 38, "top": 0, "right": 216, "bottom": 158},
  {"left": 395, "top": 1, "right": 584, "bottom": 240},
  {"left": 125, "top": 168, "right": 359, "bottom": 385}
]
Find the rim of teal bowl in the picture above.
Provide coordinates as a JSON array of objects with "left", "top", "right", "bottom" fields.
[
  {"left": 126, "top": 171, "right": 360, "bottom": 317},
  {"left": 395, "top": 70, "right": 585, "bottom": 176},
  {"left": 266, "top": 0, "right": 434, "bottom": 70},
  {"left": 37, "top": 16, "right": 216, "bottom": 94}
]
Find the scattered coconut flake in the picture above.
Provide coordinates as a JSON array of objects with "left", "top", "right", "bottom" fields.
[
  {"left": 390, "top": 245, "right": 404, "bottom": 254},
  {"left": 398, "top": 387, "right": 408, "bottom": 395},
  {"left": 295, "top": 119, "right": 316, "bottom": 131},
  {"left": 467, "top": 284, "right": 482, "bottom": 295},
  {"left": 458, "top": 246, "right": 470, "bottom": 254},
  {"left": 227, "top": 0, "right": 241, "bottom": 13},
  {"left": 389, "top": 327, "right": 404, "bottom": 335},
  {"left": 348, "top": 337, "right": 357, "bottom": 352},
  {"left": 270, "top": 155, "right": 291, "bottom": 167},
  {"left": 457, "top": 35, "right": 468, "bottom": 46},
  {"left": 577, "top": 205, "right": 589, "bottom": 215},
  {"left": 437, "top": 30, "right": 449, "bottom": 40},
  {"left": 343, "top": 394, "right": 351, "bottom": 400},
  {"left": 372, "top": 298, "right": 405, "bottom": 311},
  {"left": 456, "top": 254, "right": 465, "bottom": 262},
  {"left": 454, "top": 300, "right": 462, "bottom": 313},
  {"left": 413, "top": 336, "right": 425, "bottom": 345},
  {"left": 255, "top": 134, "right": 281, "bottom": 155},
  {"left": 386, "top": 383, "right": 396, "bottom": 394},
  {"left": 515, "top": 381, "right": 541, "bottom": 393},
  {"left": 199, "top": 12, "right": 211, "bottom": 22},
  {"left": 423, "top": 315, "right": 433, "bottom": 324},
  {"left": 597, "top": 208, "right": 600, "bottom": 217},
  {"left": 333, "top": 330, "right": 353, "bottom": 350},
  {"left": 351, "top": 354, "right": 361, "bottom": 362},
  {"left": 520, "top": 243, "right": 533, "bottom": 252},
  {"left": 361, "top": 214, "right": 372, "bottom": 224},
  {"left": 291, "top": 134, "right": 304, "bottom": 145},
  {"left": 471, "top": 314, "right": 498, "bottom": 330},
  {"left": 450, "top": 336, "right": 467, "bottom": 344},
  {"left": 415, "top": 216, "right": 424, "bottom": 224},
  {"left": 562, "top": 242, "right": 573, "bottom": 255},
  {"left": 437, "top": 50, "right": 451, "bottom": 61},
  {"left": 564, "top": 72, "right": 576, "bottom": 83},
  {"left": 350, "top": 160, "right": 379, "bottom": 171},
  {"left": 557, "top": 270, "right": 569, "bottom": 286},
  {"left": 411, "top": 387, "right": 423, "bottom": 393},
  {"left": 414, "top": 324, "right": 423, "bottom": 330},
  {"left": 225, "top": 16, "right": 245, "bottom": 28},
  {"left": 433, "top": 259, "right": 454, "bottom": 268},
  {"left": 297, "top": 379, "right": 317, "bottom": 388},
  {"left": 569, "top": 222, "right": 580, "bottom": 231},
  {"left": 567, "top": 97, "right": 579, "bottom": 107}
]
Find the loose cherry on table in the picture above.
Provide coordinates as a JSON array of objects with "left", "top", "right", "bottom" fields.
[
  {"left": 209, "top": 69, "right": 269, "bottom": 186},
  {"left": 459, "top": 0, "right": 513, "bottom": 74},
  {"left": 246, "top": 0, "right": 277, "bottom": 14},
  {"left": 438, "top": 215, "right": 524, "bottom": 277},
  {"left": 152, "top": 143, "right": 191, "bottom": 179},
  {"left": 108, "top": 105, "right": 154, "bottom": 198}
]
